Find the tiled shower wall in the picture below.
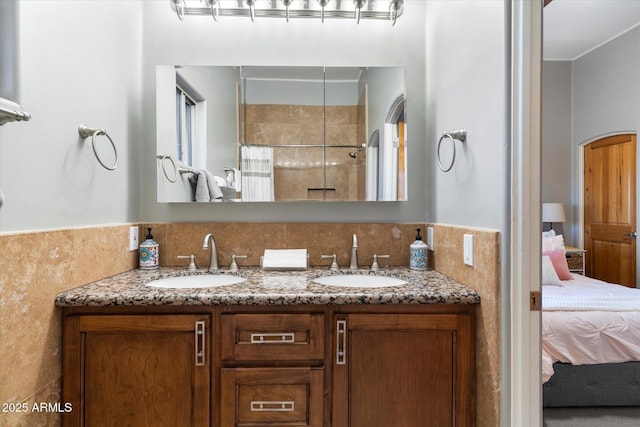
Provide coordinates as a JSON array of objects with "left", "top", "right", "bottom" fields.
[
  {"left": 244, "top": 104, "right": 365, "bottom": 201},
  {"left": 0, "top": 222, "right": 500, "bottom": 427}
]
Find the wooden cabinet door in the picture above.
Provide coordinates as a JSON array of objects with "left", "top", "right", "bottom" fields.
[
  {"left": 62, "top": 314, "right": 211, "bottom": 427},
  {"left": 332, "top": 313, "right": 474, "bottom": 427}
]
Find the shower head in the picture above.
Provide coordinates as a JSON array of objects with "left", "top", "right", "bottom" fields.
[{"left": 348, "top": 144, "right": 366, "bottom": 158}]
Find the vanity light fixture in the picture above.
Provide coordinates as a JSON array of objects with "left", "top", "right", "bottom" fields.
[{"left": 170, "top": 0, "right": 404, "bottom": 25}]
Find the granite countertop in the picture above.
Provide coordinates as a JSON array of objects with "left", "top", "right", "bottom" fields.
[{"left": 54, "top": 267, "right": 481, "bottom": 307}]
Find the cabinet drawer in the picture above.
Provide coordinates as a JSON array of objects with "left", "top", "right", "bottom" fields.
[
  {"left": 220, "top": 367, "right": 324, "bottom": 427},
  {"left": 221, "top": 313, "right": 324, "bottom": 362}
]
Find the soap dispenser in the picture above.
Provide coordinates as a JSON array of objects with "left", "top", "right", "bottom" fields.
[
  {"left": 139, "top": 228, "right": 159, "bottom": 270},
  {"left": 409, "top": 228, "right": 428, "bottom": 271}
]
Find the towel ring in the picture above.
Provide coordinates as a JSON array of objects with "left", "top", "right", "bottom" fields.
[
  {"left": 78, "top": 125, "right": 118, "bottom": 171},
  {"left": 157, "top": 154, "right": 178, "bottom": 183},
  {"left": 437, "top": 129, "right": 467, "bottom": 172}
]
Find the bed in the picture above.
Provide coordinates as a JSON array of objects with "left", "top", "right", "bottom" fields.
[{"left": 542, "top": 273, "right": 640, "bottom": 407}]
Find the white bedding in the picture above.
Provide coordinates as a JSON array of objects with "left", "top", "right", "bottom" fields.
[{"left": 542, "top": 274, "right": 640, "bottom": 383}]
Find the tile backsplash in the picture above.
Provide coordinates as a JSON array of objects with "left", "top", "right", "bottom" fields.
[
  {"left": 0, "top": 221, "right": 500, "bottom": 427},
  {"left": 0, "top": 225, "right": 138, "bottom": 427}
]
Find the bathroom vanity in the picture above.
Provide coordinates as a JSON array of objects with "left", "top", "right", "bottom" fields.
[{"left": 56, "top": 267, "right": 479, "bottom": 427}]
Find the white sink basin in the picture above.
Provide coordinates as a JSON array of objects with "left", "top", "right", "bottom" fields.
[
  {"left": 146, "top": 274, "right": 246, "bottom": 289},
  {"left": 312, "top": 273, "right": 407, "bottom": 288}
]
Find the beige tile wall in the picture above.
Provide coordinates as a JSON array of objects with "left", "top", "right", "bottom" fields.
[
  {"left": 0, "top": 225, "right": 138, "bottom": 427},
  {"left": 244, "top": 104, "right": 365, "bottom": 201},
  {"left": 147, "top": 222, "right": 424, "bottom": 270},
  {"left": 0, "top": 221, "right": 501, "bottom": 427},
  {"left": 430, "top": 224, "right": 502, "bottom": 427}
]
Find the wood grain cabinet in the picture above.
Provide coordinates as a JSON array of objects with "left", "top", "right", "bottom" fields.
[
  {"left": 61, "top": 306, "right": 474, "bottom": 427},
  {"left": 219, "top": 312, "right": 326, "bottom": 427},
  {"left": 332, "top": 313, "right": 475, "bottom": 427},
  {"left": 62, "top": 314, "right": 211, "bottom": 427}
]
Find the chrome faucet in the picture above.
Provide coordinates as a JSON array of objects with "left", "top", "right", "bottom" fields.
[
  {"left": 349, "top": 234, "right": 359, "bottom": 270},
  {"left": 202, "top": 234, "right": 219, "bottom": 272}
]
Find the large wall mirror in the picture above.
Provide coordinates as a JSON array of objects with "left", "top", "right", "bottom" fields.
[{"left": 156, "top": 65, "right": 406, "bottom": 203}]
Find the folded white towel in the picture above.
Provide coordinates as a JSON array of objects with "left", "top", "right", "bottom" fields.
[{"left": 262, "top": 249, "right": 308, "bottom": 271}]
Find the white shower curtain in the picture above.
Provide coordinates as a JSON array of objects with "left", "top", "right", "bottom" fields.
[
  {"left": 241, "top": 145, "right": 275, "bottom": 202},
  {"left": 379, "top": 122, "right": 398, "bottom": 201}
]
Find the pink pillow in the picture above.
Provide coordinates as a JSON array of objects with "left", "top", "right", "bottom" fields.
[{"left": 543, "top": 250, "right": 572, "bottom": 280}]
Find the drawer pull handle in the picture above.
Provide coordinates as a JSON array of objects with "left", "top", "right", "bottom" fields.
[
  {"left": 195, "top": 321, "right": 206, "bottom": 366},
  {"left": 250, "top": 401, "right": 295, "bottom": 412},
  {"left": 336, "top": 320, "right": 346, "bottom": 365},
  {"left": 250, "top": 333, "right": 295, "bottom": 344}
]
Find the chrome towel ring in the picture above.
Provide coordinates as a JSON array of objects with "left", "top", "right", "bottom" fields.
[
  {"left": 157, "top": 154, "right": 197, "bottom": 183},
  {"left": 78, "top": 124, "right": 118, "bottom": 171},
  {"left": 157, "top": 154, "right": 178, "bottom": 183},
  {"left": 437, "top": 129, "right": 467, "bottom": 172}
]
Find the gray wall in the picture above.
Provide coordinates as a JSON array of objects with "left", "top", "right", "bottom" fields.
[
  {"left": 542, "top": 61, "right": 573, "bottom": 240},
  {"left": 542, "top": 26, "right": 640, "bottom": 252},
  {"left": 425, "top": 0, "right": 509, "bottom": 231},
  {"left": 1, "top": 0, "right": 510, "bottom": 237},
  {"left": 139, "top": 0, "right": 428, "bottom": 223},
  {"left": 573, "top": 26, "right": 640, "bottom": 146},
  {"left": 0, "top": 1, "right": 142, "bottom": 232}
]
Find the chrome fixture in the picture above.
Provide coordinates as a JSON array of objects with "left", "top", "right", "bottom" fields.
[
  {"left": 349, "top": 234, "right": 359, "bottom": 270},
  {"left": 177, "top": 254, "right": 197, "bottom": 271},
  {"left": 282, "top": 0, "right": 294, "bottom": 22},
  {"left": 170, "top": 0, "right": 404, "bottom": 24},
  {"left": 321, "top": 254, "right": 339, "bottom": 271},
  {"left": 437, "top": 128, "right": 467, "bottom": 173},
  {"left": 229, "top": 254, "right": 247, "bottom": 272},
  {"left": 78, "top": 124, "right": 119, "bottom": 171},
  {"left": 0, "top": 100, "right": 31, "bottom": 126},
  {"left": 246, "top": 0, "right": 256, "bottom": 22},
  {"left": 370, "top": 254, "right": 389, "bottom": 271},
  {"left": 202, "top": 233, "right": 219, "bottom": 271},
  {"left": 204, "top": 0, "right": 220, "bottom": 20},
  {"left": 348, "top": 144, "right": 366, "bottom": 159},
  {"left": 354, "top": 0, "right": 366, "bottom": 24}
]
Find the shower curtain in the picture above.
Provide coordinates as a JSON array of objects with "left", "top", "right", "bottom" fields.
[{"left": 241, "top": 145, "right": 275, "bottom": 202}]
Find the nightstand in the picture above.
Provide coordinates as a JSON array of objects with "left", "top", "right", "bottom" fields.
[{"left": 565, "top": 246, "right": 586, "bottom": 275}]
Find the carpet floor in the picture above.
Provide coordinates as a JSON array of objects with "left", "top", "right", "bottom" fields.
[{"left": 544, "top": 407, "right": 640, "bottom": 427}]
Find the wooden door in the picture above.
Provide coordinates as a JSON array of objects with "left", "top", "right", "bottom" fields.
[
  {"left": 584, "top": 133, "right": 636, "bottom": 287},
  {"left": 62, "top": 314, "right": 211, "bottom": 427},
  {"left": 332, "top": 313, "right": 474, "bottom": 427}
]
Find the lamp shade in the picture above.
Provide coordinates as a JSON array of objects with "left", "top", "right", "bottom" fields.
[{"left": 542, "top": 203, "right": 566, "bottom": 223}]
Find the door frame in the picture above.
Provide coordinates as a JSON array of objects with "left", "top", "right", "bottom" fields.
[
  {"left": 510, "top": 0, "right": 542, "bottom": 426},
  {"left": 577, "top": 131, "right": 638, "bottom": 283}
]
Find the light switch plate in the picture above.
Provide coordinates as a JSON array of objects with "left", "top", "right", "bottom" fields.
[
  {"left": 427, "top": 226, "right": 434, "bottom": 250},
  {"left": 463, "top": 234, "right": 473, "bottom": 266},
  {"left": 129, "top": 226, "right": 139, "bottom": 251}
]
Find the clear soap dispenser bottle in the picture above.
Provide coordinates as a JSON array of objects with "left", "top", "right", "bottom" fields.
[
  {"left": 140, "top": 228, "right": 159, "bottom": 270},
  {"left": 409, "top": 228, "right": 428, "bottom": 271}
]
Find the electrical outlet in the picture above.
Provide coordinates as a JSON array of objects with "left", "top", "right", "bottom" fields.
[
  {"left": 463, "top": 234, "right": 474, "bottom": 266},
  {"left": 129, "top": 226, "right": 139, "bottom": 251},
  {"left": 427, "top": 226, "right": 434, "bottom": 250}
]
